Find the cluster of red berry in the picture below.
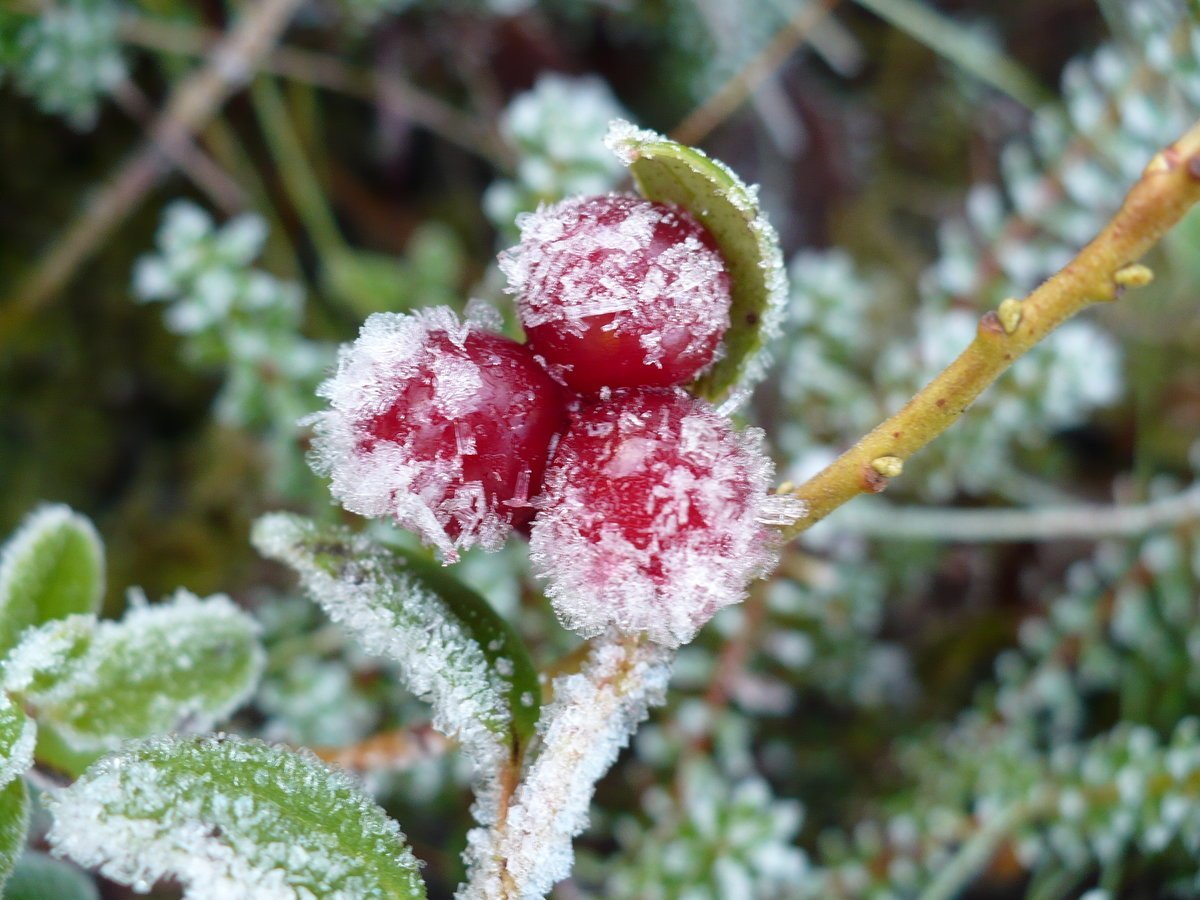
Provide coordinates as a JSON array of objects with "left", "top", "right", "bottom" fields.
[{"left": 312, "top": 194, "right": 794, "bottom": 646}]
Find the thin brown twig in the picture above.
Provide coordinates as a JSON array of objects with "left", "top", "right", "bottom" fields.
[
  {"left": 110, "top": 79, "right": 247, "bottom": 215},
  {"left": 310, "top": 722, "right": 451, "bottom": 773},
  {"left": 782, "top": 120, "right": 1200, "bottom": 538},
  {"left": 1, "top": 0, "right": 305, "bottom": 340},
  {"left": 671, "top": 0, "right": 841, "bottom": 147},
  {"left": 117, "top": 15, "right": 512, "bottom": 170}
]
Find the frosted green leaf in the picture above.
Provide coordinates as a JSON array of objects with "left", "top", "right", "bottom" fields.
[
  {"left": 252, "top": 513, "right": 539, "bottom": 823},
  {"left": 604, "top": 120, "right": 787, "bottom": 404},
  {"left": 4, "top": 591, "right": 263, "bottom": 770},
  {"left": 0, "top": 504, "right": 104, "bottom": 659},
  {"left": 0, "top": 776, "right": 29, "bottom": 894},
  {"left": 0, "top": 692, "right": 35, "bottom": 789},
  {"left": 4, "top": 852, "right": 98, "bottom": 900},
  {"left": 46, "top": 734, "right": 426, "bottom": 899}
]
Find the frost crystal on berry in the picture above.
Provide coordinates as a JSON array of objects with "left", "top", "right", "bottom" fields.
[
  {"left": 309, "top": 308, "right": 567, "bottom": 562},
  {"left": 530, "top": 387, "right": 802, "bottom": 647},
  {"left": 499, "top": 194, "right": 732, "bottom": 393}
]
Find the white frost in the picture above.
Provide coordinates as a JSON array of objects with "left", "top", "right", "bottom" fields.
[
  {"left": 46, "top": 734, "right": 424, "bottom": 899},
  {"left": 252, "top": 514, "right": 514, "bottom": 824},
  {"left": 461, "top": 636, "right": 673, "bottom": 899}
]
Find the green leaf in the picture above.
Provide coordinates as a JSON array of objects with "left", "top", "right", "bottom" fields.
[
  {"left": 47, "top": 734, "right": 426, "bottom": 899},
  {"left": 4, "top": 852, "right": 98, "bottom": 900},
  {"left": 0, "top": 692, "right": 35, "bottom": 789},
  {"left": 605, "top": 120, "right": 788, "bottom": 403},
  {"left": 252, "top": 513, "right": 540, "bottom": 817},
  {"left": 4, "top": 592, "right": 263, "bottom": 773},
  {"left": 0, "top": 777, "right": 29, "bottom": 894},
  {"left": 0, "top": 505, "right": 104, "bottom": 659}
]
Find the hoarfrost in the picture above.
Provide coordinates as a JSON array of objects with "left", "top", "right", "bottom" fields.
[
  {"left": 309, "top": 308, "right": 540, "bottom": 562},
  {"left": 46, "top": 734, "right": 425, "bottom": 899},
  {"left": 604, "top": 119, "right": 789, "bottom": 397},
  {"left": 461, "top": 636, "right": 672, "bottom": 899},
  {"left": 499, "top": 194, "right": 730, "bottom": 386},
  {"left": 252, "top": 514, "right": 514, "bottom": 823},
  {"left": 0, "top": 694, "right": 35, "bottom": 789},
  {"left": 530, "top": 389, "right": 802, "bottom": 647},
  {"left": 0, "top": 503, "right": 104, "bottom": 656},
  {"left": 3, "top": 591, "right": 263, "bottom": 753}
]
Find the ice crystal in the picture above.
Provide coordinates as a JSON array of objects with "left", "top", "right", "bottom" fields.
[
  {"left": 531, "top": 388, "right": 801, "bottom": 647},
  {"left": 462, "top": 636, "right": 673, "bottom": 899},
  {"left": 0, "top": 503, "right": 103, "bottom": 658},
  {"left": 46, "top": 734, "right": 426, "bottom": 899},
  {"left": 252, "top": 514, "right": 517, "bottom": 823},
  {"left": 3, "top": 591, "right": 263, "bottom": 754},
  {"left": 308, "top": 307, "right": 563, "bottom": 561},
  {"left": 0, "top": 693, "right": 35, "bottom": 790}
]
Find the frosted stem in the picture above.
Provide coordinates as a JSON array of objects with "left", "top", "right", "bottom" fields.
[{"left": 460, "top": 635, "right": 673, "bottom": 900}]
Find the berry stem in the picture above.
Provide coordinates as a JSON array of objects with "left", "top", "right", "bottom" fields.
[{"left": 781, "top": 118, "right": 1200, "bottom": 538}]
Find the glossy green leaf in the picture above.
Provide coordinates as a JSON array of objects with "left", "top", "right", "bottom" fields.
[
  {"left": 4, "top": 592, "right": 263, "bottom": 773},
  {"left": 47, "top": 734, "right": 426, "bottom": 899},
  {"left": 0, "top": 692, "right": 35, "bottom": 789},
  {"left": 252, "top": 513, "right": 540, "bottom": 818},
  {"left": 0, "top": 776, "right": 29, "bottom": 894},
  {"left": 0, "top": 505, "right": 104, "bottom": 659},
  {"left": 4, "top": 852, "right": 98, "bottom": 900},
  {"left": 605, "top": 120, "right": 788, "bottom": 402}
]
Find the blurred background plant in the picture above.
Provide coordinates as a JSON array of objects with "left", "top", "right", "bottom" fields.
[{"left": 4, "top": 0, "right": 1200, "bottom": 896}]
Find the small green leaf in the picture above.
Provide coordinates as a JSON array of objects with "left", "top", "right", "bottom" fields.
[
  {"left": 0, "top": 505, "right": 104, "bottom": 659},
  {"left": 252, "top": 513, "right": 540, "bottom": 818},
  {"left": 604, "top": 120, "right": 788, "bottom": 402},
  {"left": 5, "top": 592, "right": 263, "bottom": 773},
  {"left": 47, "top": 734, "right": 426, "bottom": 898},
  {"left": 0, "top": 693, "right": 35, "bottom": 789},
  {"left": 0, "top": 776, "right": 29, "bottom": 894},
  {"left": 4, "top": 852, "right": 98, "bottom": 900}
]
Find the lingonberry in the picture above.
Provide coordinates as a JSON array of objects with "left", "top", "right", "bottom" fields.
[
  {"left": 529, "top": 387, "right": 801, "bottom": 647},
  {"left": 499, "top": 194, "right": 732, "bottom": 393},
  {"left": 310, "top": 307, "right": 568, "bottom": 562}
]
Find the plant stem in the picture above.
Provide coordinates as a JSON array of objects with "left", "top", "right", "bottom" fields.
[
  {"left": 783, "top": 119, "right": 1200, "bottom": 538},
  {"left": 829, "top": 482, "right": 1200, "bottom": 542}
]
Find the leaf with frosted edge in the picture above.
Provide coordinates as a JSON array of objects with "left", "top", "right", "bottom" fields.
[
  {"left": 0, "top": 505, "right": 104, "bottom": 659},
  {"left": 461, "top": 636, "right": 673, "bottom": 899},
  {"left": 251, "top": 512, "right": 539, "bottom": 821},
  {"left": 4, "top": 592, "right": 263, "bottom": 773},
  {"left": 47, "top": 734, "right": 426, "bottom": 899},
  {"left": 0, "top": 693, "right": 36, "bottom": 790},
  {"left": 0, "top": 776, "right": 29, "bottom": 893},
  {"left": 5, "top": 852, "right": 99, "bottom": 900},
  {"left": 604, "top": 119, "right": 788, "bottom": 404}
]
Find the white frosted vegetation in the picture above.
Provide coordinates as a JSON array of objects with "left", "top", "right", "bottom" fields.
[
  {"left": 3, "top": 591, "right": 263, "bottom": 754},
  {"left": 531, "top": 390, "right": 803, "bottom": 647},
  {"left": 308, "top": 307, "right": 514, "bottom": 562},
  {"left": 252, "top": 514, "right": 518, "bottom": 823},
  {"left": 46, "top": 734, "right": 425, "bottom": 899},
  {"left": 0, "top": 503, "right": 104, "bottom": 658},
  {"left": 461, "top": 636, "right": 673, "bottom": 899},
  {"left": 0, "top": 693, "right": 35, "bottom": 790}
]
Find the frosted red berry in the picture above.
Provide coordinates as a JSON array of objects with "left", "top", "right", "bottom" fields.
[
  {"left": 529, "top": 387, "right": 801, "bottom": 647},
  {"left": 500, "top": 194, "right": 732, "bottom": 393},
  {"left": 310, "top": 308, "right": 568, "bottom": 561}
]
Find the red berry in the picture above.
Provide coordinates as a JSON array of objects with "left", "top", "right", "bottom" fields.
[
  {"left": 311, "top": 308, "right": 568, "bottom": 561},
  {"left": 529, "top": 387, "right": 800, "bottom": 646},
  {"left": 500, "top": 194, "right": 732, "bottom": 393}
]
